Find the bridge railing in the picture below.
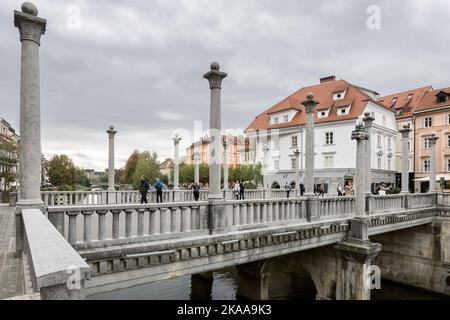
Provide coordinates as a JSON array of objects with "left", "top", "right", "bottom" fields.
[
  {"left": 367, "top": 194, "right": 406, "bottom": 214},
  {"left": 21, "top": 208, "right": 90, "bottom": 299},
  {"left": 407, "top": 193, "right": 437, "bottom": 209},
  {"left": 224, "top": 198, "right": 308, "bottom": 230},
  {"left": 46, "top": 201, "right": 210, "bottom": 248},
  {"left": 438, "top": 193, "right": 450, "bottom": 207},
  {"left": 316, "top": 196, "right": 355, "bottom": 220}
]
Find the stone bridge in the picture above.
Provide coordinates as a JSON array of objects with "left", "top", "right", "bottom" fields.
[{"left": 16, "top": 192, "right": 450, "bottom": 300}]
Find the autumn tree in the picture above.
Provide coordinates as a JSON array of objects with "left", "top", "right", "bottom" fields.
[{"left": 47, "top": 155, "right": 76, "bottom": 190}]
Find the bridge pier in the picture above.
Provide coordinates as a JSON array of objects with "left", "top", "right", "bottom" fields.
[
  {"left": 372, "top": 215, "right": 450, "bottom": 297},
  {"left": 190, "top": 272, "right": 213, "bottom": 300}
]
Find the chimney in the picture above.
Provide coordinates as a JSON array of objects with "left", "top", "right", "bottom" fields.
[{"left": 320, "top": 75, "right": 336, "bottom": 84}]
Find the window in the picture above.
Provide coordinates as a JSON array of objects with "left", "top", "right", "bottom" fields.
[
  {"left": 377, "top": 157, "right": 382, "bottom": 169},
  {"left": 291, "top": 136, "right": 298, "bottom": 148},
  {"left": 448, "top": 159, "right": 450, "bottom": 171},
  {"left": 392, "top": 97, "right": 398, "bottom": 103},
  {"left": 424, "top": 137, "right": 431, "bottom": 149},
  {"left": 423, "top": 159, "right": 430, "bottom": 172},
  {"left": 283, "top": 114, "right": 289, "bottom": 122},
  {"left": 437, "top": 93, "right": 448, "bottom": 104},
  {"left": 424, "top": 117, "right": 432, "bottom": 128},
  {"left": 408, "top": 140, "right": 411, "bottom": 151},
  {"left": 396, "top": 109, "right": 402, "bottom": 116},
  {"left": 448, "top": 134, "right": 450, "bottom": 148},
  {"left": 324, "top": 155, "right": 334, "bottom": 168},
  {"left": 274, "top": 160, "right": 279, "bottom": 170},
  {"left": 337, "top": 107, "right": 348, "bottom": 115},
  {"left": 291, "top": 158, "right": 296, "bottom": 169},
  {"left": 325, "top": 132, "right": 334, "bottom": 145},
  {"left": 407, "top": 94, "right": 413, "bottom": 99},
  {"left": 448, "top": 114, "right": 450, "bottom": 125},
  {"left": 273, "top": 137, "right": 280, "bottom": 150},
  {"left": 377, "top": 135, "right": 382, "bottom": 148},
  {"left": 273, "top": 117, "right": 279, "bottom": 124}
]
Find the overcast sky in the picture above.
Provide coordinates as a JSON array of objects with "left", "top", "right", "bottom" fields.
[{"left": 1, "top": 0, "right": 449, "bottom": 171}]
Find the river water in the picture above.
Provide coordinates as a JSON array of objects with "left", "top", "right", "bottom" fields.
[{"left": 88, "top": 267, "right": 444, "bottom": 300}]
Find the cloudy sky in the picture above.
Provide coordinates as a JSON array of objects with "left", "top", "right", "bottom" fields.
[{"left": 1, "top": 0, "right": 449, "bottom": 171}]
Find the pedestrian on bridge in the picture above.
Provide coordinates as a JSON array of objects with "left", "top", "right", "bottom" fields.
[
  {"left": 155, "top": 179, "right": 164, "bottom": 203},
  {"left": 232, "top": 181, "right": 240, "bottom": 200},
  {"left": 285, "top": 182, "right": 291, "bottom": 198},
  {"left": 300, "top": 183, "right": 305, "bottom": 196},
  {"left": 239, "top": 181, "right": 245, "bottom": 200},
  {"left": 192, "top": 183, "right": 201, "bottom": 201},
  {"left": 139, "top": 176, "right": 150, "bottom": 204}
]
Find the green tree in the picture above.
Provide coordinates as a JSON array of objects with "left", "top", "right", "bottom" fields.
[
  {"left": 0, "top": 142, "right": 18, "bottom": 191},
  {"left": 47, "top": 155, "right": 76, "bottom": 190},
  {"left": 131, "top": 151, "right": 163, "bottom": 189},
  {"left": 124, "top": 150, "right": 140, "bottom": 184},
  {"left": 74, "top": 167, "right": 90, "bottom": 189}
]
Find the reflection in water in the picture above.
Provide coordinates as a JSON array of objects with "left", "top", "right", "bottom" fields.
[{"left": 88, "top": 267, "right": 443, "bottom": 300}]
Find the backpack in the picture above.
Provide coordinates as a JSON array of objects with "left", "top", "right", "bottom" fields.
[{"left": 155, "top": 182, "right": 163, "bottom": 191}]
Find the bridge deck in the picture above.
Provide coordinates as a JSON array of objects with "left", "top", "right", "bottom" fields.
[{"left": 0, "top": 205, "right": 25, "bottom": 299}]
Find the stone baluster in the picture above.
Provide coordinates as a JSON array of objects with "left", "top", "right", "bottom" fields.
[
  {"left": 171, "top": 207, "right": 181, "bottom": 233},
  {"left": 240, "top": 203, "right": 247, "bottom": 225},
  {"left": 97, "top": 210, "right": 108, "bottom": 241},
  {"left": 82, "top": 211, "right": 94, "bottom": 243},
  {"left": 233, "top": 203, "right": 239, "bottom": 227},
  {"left": 181, "top": 207, "right": 190, "bottom": 232},
  {"left": 190, "top": 206, "right": 199, "bottom": 230},
  {"left": 125, "top": 209, "right": 133, "bottom": 238},
  {"left": 254, "top": 203, "right": 261, "bottom": 224},
  {"left": 111, "top": 210, "right": 122, "bottom": 239},
  {"left": 67, "top": 211, "right": 79, "bottom": 244},
  {"left": 247, "top": 203, "right": 254, "bottom": 224},
  {"left": 160, "top": 208, "right": 171, "bottom": 234},
  {"left": 137, "top": 209, "right": 145, "bottom": 236},
  {"left": 148, "top": 208, "right": 158, "bottom": 235}
]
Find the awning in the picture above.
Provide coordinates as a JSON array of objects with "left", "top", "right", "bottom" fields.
[{"left": 414, "top": 174, "right": 450, "bottom": 182}]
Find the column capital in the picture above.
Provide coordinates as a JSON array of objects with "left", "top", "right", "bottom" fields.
[
  {"left": 428, "top": 135, "right": 439, "bottom": 146},
  {"left": 14, "top": 3, "right": 47, "bottom": 46},
  {"left": 399, "top": 124, "right": 412, "bottom": 139},
  {"left": 203, "top": 62, "right": 227, "bottom": 89},
  {"left": 301, "top": 93, "right": 320, "bottom": 113},
  {"left": 351, "top": 123, "right": 369, "bottom": 141},
  {"left": 362, "top": 111, "right": 375, "bottom": 129},
  {"left": 107, "top": 125, "right": 117, "bottom": 138},
  {"left": 172, "top": 134, "right": 182, "bottom": 145}
]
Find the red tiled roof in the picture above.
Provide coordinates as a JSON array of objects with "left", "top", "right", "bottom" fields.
[
  {"left": 414, "top": 87, "right": 450, "bottom": 113},
  {"left": 245, "top": 79, "right": 380, "bottom": 132},
  {"left": 379, "top": 85, "right": 433, "bottom": 119}
]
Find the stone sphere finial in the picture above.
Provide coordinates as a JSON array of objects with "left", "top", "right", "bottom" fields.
[
  {"left": 109, "top": 125, "right": 114, "bottom": 130},
  {"left": 364, "top": 111, "right": 371, "bottom": 117},
  {"left": 306, "top": 92, "right": 315, "bottom": 100},
  {"left": 22, "top": 2, "right": 38, "bottom": 16},
  {"left": 210, "top": 62, "right": 220, "bottom": 71}
]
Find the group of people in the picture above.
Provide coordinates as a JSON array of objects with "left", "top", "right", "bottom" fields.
[
  {"left": 337, "top": 183, "right": 354, "bottom": 197},
  {"left": 139, "top": 176, "right": 165, "bottom": 204},
  {"left": 232, "top": 180, "right": 246, "bottom": 200}
]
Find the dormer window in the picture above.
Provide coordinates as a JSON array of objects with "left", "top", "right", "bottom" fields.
[
  {"left": 436, "top": 91, "right": 449, "bottom": 104},
  {"left": 337, "top": 106, "right": 350, "bottom": 116},
  {"left": 392, "top": 97, "right": 398, "bottom": 103},
  {"left": 317, "top": 108, "right": 331, "bottom": 119},
  {"left": 333, "top": 91, "right": 345, "bottom": 101},
  {"left": 396, "top": 108, "right": 402, "bottom": 116},
  {"left": 283, "top": 114, "right": 289, "bottom": 122},
  {"left": 407, "top": 94, "right": 413, "bottom": 99}
]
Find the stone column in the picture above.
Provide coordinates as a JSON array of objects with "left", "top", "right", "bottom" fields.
[
  {"left": 194, "top": 152, "right": 200, "bottom": 184},
  {"left": 223, "top": 137, "right": 229, "bottom": 190},
  {"left": 173, "top": 134, "right": 181, "bottom": 189},
  {"left": 106, "top": 126, "right": 117, "bottom": 191},
  {"left": 293, "top": 149, "right": 301, "bottom": 189},
  {"left": 203, "top": 62, "right": 227, "bottom": 199},
  {"left": 363, "top": 112, "right": 375, "bottom": 195},
  {"left": 399, "top": 124, "right": 412, "bottom": 194},
  {"left": 14, "top": 3, "right": 46, "bottom": 208},
  {"left": 351, "top": 122, "right": 369, "bottom": 216},
  {"left": 262, "top": 144, "right": 270, "bottom": 189},
  {"left": 302, "top": 93, "right": 319, "bottom": 195},
  {"left": 428, "top": 135, "right": 439, "bottom": 193}
]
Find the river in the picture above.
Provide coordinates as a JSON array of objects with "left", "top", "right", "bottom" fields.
[{"left": 88, "top": 267, "right": 444, "bottom": 300}]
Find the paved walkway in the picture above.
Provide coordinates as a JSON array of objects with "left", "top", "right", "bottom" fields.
[{"left": 0, "top": 205, "right": 25, "bottom": 299}]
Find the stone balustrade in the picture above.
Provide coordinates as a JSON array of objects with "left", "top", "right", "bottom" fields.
[
  {"left": 316, "top": 196, "right": 355, "bottom": 220},
  {"left": 367, "top": 194, "right": 406, "bottom": 214},
  {"left": 21, "top": 208, "right": 90, "bottom": 299},
  {"left": 438, "top": 193, "right": 450, "bottom": 207},
  {"left": 407, "top": 193, "right": 436, "bottom": 209},
  {"left": 46, "top": 202, "right": 210, "bottom": 249}
]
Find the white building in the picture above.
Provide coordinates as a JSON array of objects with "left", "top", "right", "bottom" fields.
[{"left": 245, "top": 76, "right": 398, "bottom": 194}]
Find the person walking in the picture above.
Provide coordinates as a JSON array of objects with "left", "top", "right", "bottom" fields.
[
  {"left": 155, "top": 179, "right": 164, "bottom": 203},
  {"left": 239, "top": 180, "right": 245, "bottom": 200},
  {"left": 318, "top": 183, "right": 325, "bottom": 197},
  {"left": 337, "top": 183, "right": 344, "bottom": 197},
  {"left": 232, "top": 181, "right": 240, "bottom": 200},
  {"left": 139, "top": 175, "right": 150, "bottom": 204},
  {"left": 299, "top": 183, "right": 305, "bottom": 196},
  {"left": 285, "top": 182, "right": 291, "bottom": 198},
  {"left": 192, "top": 182, "right": 200, "bottom": 201}
]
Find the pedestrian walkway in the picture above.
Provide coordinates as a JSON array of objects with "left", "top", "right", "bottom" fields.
[{"left": 0, "top": 205, "right": 25, "bottom": 299}]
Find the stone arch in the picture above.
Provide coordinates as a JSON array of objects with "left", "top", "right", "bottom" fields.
[
  {"left": 289, "top": 180, "right": 296, "bottom": 189},
  {"left": 271, "top": 181, "right": 280, "bottom": 189},
  {"left": 259, "top": 256, "right": 318, "bottom": 300}
]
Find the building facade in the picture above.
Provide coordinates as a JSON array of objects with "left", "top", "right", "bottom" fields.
[
  {"left": 0, "top": 118, "right": 19, "bottom": 191},
  {"left": 413, "top": 88, "right": 450, "bottom": 192},
  {"left": 245, "top": 76, "right": 398, "bottom": 194},
  {"left": 379, "top": 86, "right": 433, "bottom": 191},
  {"left": 185, "top": 135, "right": 254, "bottom": 166}
]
